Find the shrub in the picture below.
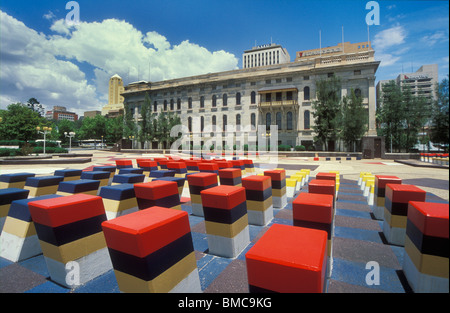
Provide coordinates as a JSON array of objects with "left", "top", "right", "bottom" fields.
[{"left": 294, "top": 145, "right": 306, "bottom": 151}]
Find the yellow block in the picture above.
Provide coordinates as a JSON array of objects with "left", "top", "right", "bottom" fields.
[
  {"left": 0, "top": 204, "right": 10, "bottom": 218},
  {"left": 246, "top": 197, "right": 273, "bottom": 212},
  {"left": 272, "top": 186, "right": 286, "bottom": 197},
  {"left": 204, "top": 214, "right": 248, "bottom": 238},
  {"left": 405, "top": 236, "right": 449, "bottom": 278},
  {"left": 24, "top": 185, "right": 59, "bottom": 197},
  {"left": 299, "top": 169, "right": 310, "bottom": 175},
  {"left": 190, "top": 194, "right": 202, "bottom": 204},
  {"left": 2, "top": 217, "right": 36, "bottom": 238},
  {"left": 0, "top": 181, "right": 27, "bottom": 189},
  {"left": 286, "top": 178, "right": 297, "bottom": 187},
  {"left": 383, "top": 207, "right": 407, "bottom": 228},
  {"left": 56, "top": 190, "right": 98, "bottom": 196},
  {"left": 103, "top": 198, "right": 138, "bottom": 213}
]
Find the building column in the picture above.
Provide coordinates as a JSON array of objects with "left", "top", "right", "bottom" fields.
[{"left": 367, "top": 77, "right": 377, "bottom": 136}]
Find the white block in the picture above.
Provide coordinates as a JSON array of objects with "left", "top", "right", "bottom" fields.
[
  {"left": 207, "top": 226, "right": 250, "bottom": 258},
  {"left": 0, "top": 232, "right": 41, "bottom": 262},
  {"left": 383, "top": 222, "right": 406, "bottom": 246},
  {"left": 169, "top": 268, "right": 202, "bottom": 293},
  {"left": 272, "top": 195, "right": 287, "bottom": 208},
  {"left": 247, "top": 205, "right": 273, "bottom": 226}
]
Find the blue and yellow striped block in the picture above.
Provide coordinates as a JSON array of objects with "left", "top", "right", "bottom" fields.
[
  {"left": 0, "top": 188, "right": 30, "bottom": 232},
  {"left": 23, "top": 176, "right": 64, "bottom": 198},
  {"left": 56, "top": 179, "right": 100, "bottom": 196},
  {"left": 134, "top": 180, "right": 181, "bottom": 211},
  {"left": 154, "top": 176, "right": 186, "bottom": 199},
  {"left": 80, "top": 171, "right": 111, "bottom": 188},
  {"left": 111, "top": 174, "right": 146, "bottom": 185},
  {"left": 54, "top": 169, "right": 82, "bottom": 182},
  {"left": 0, "top": 173, "right": 35, "bottom": 189},
  {"left": 99, "top": 184, "right": 138, "bottom": 220}
]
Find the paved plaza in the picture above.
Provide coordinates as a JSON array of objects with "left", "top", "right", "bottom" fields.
[{"left": 0, "top": 150, "right": 448, "bottom": 294}]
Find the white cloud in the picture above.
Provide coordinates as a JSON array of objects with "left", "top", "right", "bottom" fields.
[
  {"left": 0, "top": 12, "right": 239, "bottom": 115},
  {"left": 421, "top": 31, "right": 448, "bottom": 46},
  {"left": 372, "top": 25, "right": 408, "bottom": 68}
]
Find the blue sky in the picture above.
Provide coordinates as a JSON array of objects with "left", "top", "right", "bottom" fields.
[{"left": 0, "top": 0, "right": 448, "bottom": 115}]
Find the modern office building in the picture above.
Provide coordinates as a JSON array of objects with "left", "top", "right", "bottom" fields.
[
  {"left": 243, "top": 43, "right": 290, "bottom": 69},
  {"left": 122, "top": 41, "right": 379, "bottom": 150},
  {"left": 45, "top": 106, "right": 78, "bottom": 121},
  {"left": 102, "top": 74, "right": 125, "bottom": 116}
]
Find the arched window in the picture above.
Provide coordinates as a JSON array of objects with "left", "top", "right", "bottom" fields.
[
  {"left": 170, "top": 99, "right": 174, "bottom": 111},
  {"left": 177, "top": 98, "right": 181, "bottom": 110},
  {"left": 304, "top": 86, "right": 310, "bottom": 101},
  {"left": 201, "top": 116, "right": 204, "bottom": 132},
  {"left": 287, "top": 112, "right": 293, "bottom": 130},
  {"left": 266, "top": 113, "right": 271, "bottom": 131},
  {"left": 212, "top": 95, "right": 217, "bottom": 107},
  {"left": 223, "top": 93, "right": 227, "bottom": 106},
  {"left": 251, "top": 91, "right": 256, "bottom": 104},
  {"left": 236, "top": 92, "right": 241, "bottom": 105},
  {"left": 304, "top": 110, "right": 310, "bottom": 130},
  {"left": 188, "top": 116, "right": 192, "bottom": 132},
  {"left": 276, "top": 112, "right": 282, "bottom": 130},
  {"left": 212, "top": 115, "right": 216, "bottom": 131},
  {"left": 354, "top": 88, "right": 362, "bottom": 98},
  {"left": 223, "top": 115, "right": 227, "bottom": 132},
  {"left": 251, "top": 113, "right": 256, "bottom": 128}
]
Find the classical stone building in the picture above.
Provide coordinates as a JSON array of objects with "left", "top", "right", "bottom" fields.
[{"left": 122, "top": 41, "right": 379, "bottom": 150}]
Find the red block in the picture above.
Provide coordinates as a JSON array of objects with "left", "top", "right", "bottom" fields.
[
  {"left": 293, "top": 193, "right": 333, "bottom": 225},
  {"left": 134, "top": 180, "right": 179, "bottom": 200},
  {"left": 167, "top": 162, "right": 186, "bottom": 169},
  {"left": 264, "top": 169, "right": 286, "bottom": 181},
  {"left": 316, "top": 172, "right": 336, "bottom": 181},
  {"left": 407, "top": 201, "right": 449, "bottom": 239},
  {"left": 215, "top": 161, "right": 232, "bottom": 169},
  {"left": 201, "top": 185, "right": 246, "bottom": 210},
  {"left": 219, "top": 168, "right": 241, "bottom": 179},
  {"left": 101, "top": 206, "right": 190, "bottom": 258},
  {"left": 136, "top": 158, "right": 152, "bottom": 167},
  {"left": 28, "top": 194, "right": 105, "bottom": 228},
  {"left": 198, "top": 163, "right": 219, "bottom": 172},
  {"left": 385, "top": 184, "right": 426, "bottom": 203},
  {"left": 375, "top": 175, "right": 402, "bottom": 189},
  {"left": 308, "top": 179, "right": 336, "bottom": 198},
  {"left": 245, "top": 223, "right": 327, "bottom": 293},
  {"left": 139, "top": 160, "right": 158, "bottom": 168},
  {"left": 242, "top": 175, "right": 271, "bottom": 191},
  {"left": 187, "top": 172, "right": 217, "bottom": 187},
  {"left": 115, "top": 159, "right": 133, "bottom": 166}
]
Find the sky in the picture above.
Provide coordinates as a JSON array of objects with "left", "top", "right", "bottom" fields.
[{"left": 0, "top": 0, "right": 448, "bottom": 116}]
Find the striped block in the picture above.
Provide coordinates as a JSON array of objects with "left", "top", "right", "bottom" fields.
[
  {"left": 115, "top": 159, "right": 133, "bottom": 173},
  {"left": 99, "top": 184, "right": 139, "bottom": 220},
  {"left": 56, "top": 179, "right": 100, "bottom": 196},
  {"left": 373, "top": 175, "right": 402, "bottom": 220},
  {"left": 148, "top": 170, "right": 176, "bottom": 182},
  {"left": 54, "top": 169, "right": 82, "bottom": 182},
  {"left": 118, "top": 168, "right": 144, "bottom": 175},
  {"left": 0, "top": 173, "right": 35, "bottom": 189},
  {"left": 0, "top": 194, "right": 62, "bottom": 262},
  {"left": 298, "top": 169, "right": 310, "bottom": 181},
  {"left": 264, "top": 169, "right": 287, "bottom": 208},
  {"left": 198, "top": 163, "right": 219, "bottom": 184},
  {"left": 80, "top": 171, "right": 110, "bottom": 188},
  {"left": 136, "top": 158, "right": 152, "bottom": 167},
  {"left": 139, "top": 161, "right": 158, "bottom": 178},
  {"left": 245, "top": 223, "right": 328, "bottom": 293},
  {"left": 358, "top": 172, "right": 371, "bottom": 186},
  {"left": 134, "top": 180, "right": 181, "bottom": 211},
  {"left": 186, "top": 173, "right": 218, "bottom": 217},
  {"left": 383, "top": 184, "right": 426, "bottom": 246},
  {"left": 167, "top": 162, "right": 188, "bottom": 178},
  {"left": 200, "top": 185, "right": 250, "bottom": 258},
  {"left": 0, "top": 188, "right": 30, "bottom": 233},
  {"left": 308, "top": 179, "right": 336, "bottom": 211},
  {"left": 290, "top": 173, "right": 305, "bottom": 189},
  {"left": 92, "top": 166, "right": 116, "bottom": 185},
  {"left": 101, "top": 207, "right": 201, "bottom": 293},
  {"left": 154, "top": 158, "right": 168, "bottom": 170},
  {"left": 219, "top": 168, "right": 242, "bottom": 187},
  {"left": 24, "top": 176, "right": 64, "bottom": 197},
  {"left": 286, "top": 178, "right": 297, "bottom": 198},
  {"left": 316, "top": 172, "right": 337, "bottom": 181},
  {"left": 242, "top": 175, "right": 273, "bottom": 226},
  {"left": 154, "top": 176, "right": 186, "bottom": 199},
  {"left": 243, "top": 159, "right": 255, "bottom": 174},
  {"left": 112, "top": 174, "right": 146, "bottom": 185},
  {"left": 361, "top": 174, "right": 374, "bottom": 191},
  {"left": 28, "top": 194, "right": 111, "bottom": 288},
  {"left": 403, "top": 201, "right": 449, "bottom": 293},
  {"left": 215, "top": 160, "right": 232, "bottom": 169},
  {"left": 363, "top": 177, "right": 375, "bottom": 198},
  {"left": 185, "top": 160, "right": 200, "bottom": 172},
  {"left": 231, "top": 160, "right": 246, "bottom": 176}
]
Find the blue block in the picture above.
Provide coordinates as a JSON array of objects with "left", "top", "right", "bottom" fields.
[
  {"left": 112, "top": 174, "right": 145, "bottom": 184},
  {"left": 80, "top": 171, "right": 111, "bottom": 180},
  {"left": 98, "top": 184, "right": 135, "bottom": 201},
  {"left": 149, "top": 170, "right": 176, "bottom": 178},
  {"left": 92, "top": 166, "right": 116, "bottom": 173},
  {"left": 25, "top": 176, "right": 64, "bottom": 187},
  {"left": 53, "top": 169, "right": 82, "bottom": 178},
  {"left": 0, "top": 173, "right": 35, "bottom": 183},
  {"left": 118, "top": 168, "right": 144, "bottom": 174},
  {"left": 8, "top": 194, "right": 63, "bottom": 222},
  {"left": 57, "top": 179, "right": 100, "bottom": 193},
  {"left": 0, "top": 188, "right": 30, "bottom": 205},
  {"left": 154, "top": 176, "right": 186, "bottom": 187},
  {"left": 141, "top": 166, "right": 158, "bottom": 172}
]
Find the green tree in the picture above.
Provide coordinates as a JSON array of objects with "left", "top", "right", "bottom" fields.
[
  {"left": 55, "top": 119, "right": 76, "bottom": 144},
  {"left": 430, "top": 77, "right": 449, "bottom": 149},
  {"left": 123, "top": 103, "right": 137, "bottom": 139},
  {"left": 105, "top": 115, "right": 124, "bottom": 144},
  {"left": 138, "top": 93, "right": 156, "bottom": 148},
  {"left": 78, "top": 115, "right": 107, "bottom": 141},
  {"left": 0, "top": 103, "right": 46, "bottom": 141},
  {"left": 312, "top": 75, "right": 342, "bottom": 151},
  {"left": 155, "top": 112, "right": 181, "bottom": 149},
  {"left": 402, "top": 86, "right": 429, "bottom": 151},
  {"left": 341, "top": 89, "right": 368, "bottom": 152}
]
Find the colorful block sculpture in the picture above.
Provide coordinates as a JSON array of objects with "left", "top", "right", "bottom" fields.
[
  {"left": 148, "top": 169, "right": 176, "bottom": 182},
  {"left": 99, "top": 184, "right": 139, "bottom": 220},
  {"left": 134, "top": 180, "right": 181, "bottom": 211},
  {"left": 215, "top": 160, "right": 232, "bottom": 170},
  {"left": 54, "top": 169, "right": 82, "bottom": 182},
  {"left": 219, "top": 168, "right": 242, "bottom": 187},
  {"left": 80, "top": 171, "right": 110, "bottom": 188},
  {"left": 186, "top": 172, "right": 218, "bottom": 217},
  {"left": 185, "top": 160, "right": 200, "bottom": 173},
  {"left": 28, "top": 194, "right": 112, "bottom": 288},
  {"left": 264, "top": 169, "right": 287, "bottom": 208},
  {"left": 383, "top": 184, "right": 426, "bottom": 246},
  {"left": 243, "top": 159, "right": 255, "bottom": 174},
  {"left": 139, "top": 161, "right": 158, "bottom": 178},
  {"left": 24, "top": 176, "right": 64, "bottom": 197},
  {"left": 308, "top": 179, "right": 336, "bottom": 210},
  {"left": 0, "top": 188, "right": 30, "bottom": 232},
  {"left": 0, "top": 194, "right": 62, "bottom": 262},
  {"left": 373, "top": 175, "right": 402, "bottom": 220},
  {"left": 358, "top": 172, "right": 371, "bottom": 186},
  {"left": 200, "top": 185, "right": 250, "bottom": 258},
  {"left": 111, "top": 174, "right": 146, "bottom": 185},
  {"left": 290, "top": 173, "right": 305, "bottom": 189},
  {"left": 361, "top": 174, "right": 374, "bottom": 192},
  {"left": 167, "top": 162, "right": 188, "bottom": 178},
  {"left": 115, "top": 159, "right": 133, "bottom": 173},
  {"left": 242, "top": 175, "right": 273, "bottom": 226},
  {"left": 118, "top": 168, "right": 144, "bottom": 175},
  {"left": 286, "top": 178, "right": 297, "bottom": 198},
  {"left": 403, "top": 201, "right": 449, "bottom": 293},
  {"left": 92, "top": 166, "right": 116, "bottom": 184},
  {"left": 136, "top": 158, "right": 152, "bottom": 167},
  {"left": 0, "top": 173, "right": 35, "bottom": 189},
  {"left": 154, "top": 177, "right": 186, "bottom": 199},
  {"left": 245, "top": 223, "right": 327, "bottom": 293},
  {"left": 101, "top": 207, "right": 201, "bottom": 293},
  {"left": 231, "top": 160, "right": 246, "bottom": 176},
  {"left": 316, "top": 172, "right": 337, "bottom": 196},
  {"left": 299, "top": 169, "right": 310, "bottom": 181},
  {"left": 56, "top": 179, "right": 100, "bottom": 196}
]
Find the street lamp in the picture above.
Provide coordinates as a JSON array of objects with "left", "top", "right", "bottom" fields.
[
  {"left": 64, "top": 131, "right": 76, "bottom": 153},
  {"left": 36, "top": 126, "right": 52, "bottom": 155},
  {"left": 129, "top": 136, "right": 134, "bottom": 149}
]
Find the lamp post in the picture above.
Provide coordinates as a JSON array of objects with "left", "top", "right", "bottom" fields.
[
  {"left": 64, "top": 131, "right": 76, "bottom": 153},
  {"left": 36, "top": 126, "right": 52, "bottom": 155},
  {"left": 129, "top": 136, "right": 135, "bottom": 149}
]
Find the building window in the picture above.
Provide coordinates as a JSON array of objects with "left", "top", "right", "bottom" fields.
[
  {"left": 200, "top": 96, "right": 205, "bottom": 108},
  {"left": 212, "top": 95, "right": 217, "bottom": 107},
  {"left": 177, "top": 98, "right": 181, "bottom": 110},
  {"left": 287, "top": 112, "right": 293, "bottom": 130},
  {"left": 223, "top": 115, "right": 227, "bottom": 132},
  {"left": 212, "top": 115, "right": 216, "bottom": 131},
  {"left": 236, "top": 114, "right": 241, "bottom": 131},
  {"left": 188, "top": 116, "right": 192, "bottom": 132},
  {"left": 304, "top": 86, "right": 310, "bottom": 101},
  {"left": 304, "top": 110, "right": 310, "bottom": 129},
  {"left": 266, "top": 113, "right": 271, "bottom": 131},
  {"left": 265, "top": 93, "right": 271, "bottom": 102},
  {"left": 251, "top": 113, "right": 256, "bottom": 128},
  {"left": 223, "top": 93, "right": 227, "bottom": 106},
  {"left": 153, "top": 101, "right": 157, "bottom": 112},
  {"left": 276, "top": 112, "right": 282, "bottom": 130},
  {"left": 201, "top": 116, "right": 204, "bottom": 132},
  {"left": 170, "top": 99, "right": 174, "bottom": 111},
  {"left": 164, "top": 100, "right": 168, "bottom": 111},
  {"left": 354, "top": 88, "right": 362, "bottom": 98},
  {"left": 188, "top": 97, "right": 192, "bottom": 109},
  {"left": 276, "top": 92, "right": 282, "bottom": 101},
  {"left": 251, "top": 91, "right": 256, "bottom": 104},
  {"left": 286, "top": 91, "right": 293, "bottom": 100},
  {"left": 236, "top": 92, "right": 241, "bottom": 105},
  {"left": 354, "top": 70, "right": 361, "bottom": 75}
]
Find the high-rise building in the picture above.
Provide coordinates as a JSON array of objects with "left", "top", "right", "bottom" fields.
[
  {"left": 102, "top": 74, "right": 125, "bottom": 116},
  {"left": 243, "top": 43, "right": 290, "bottom": 69}
]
